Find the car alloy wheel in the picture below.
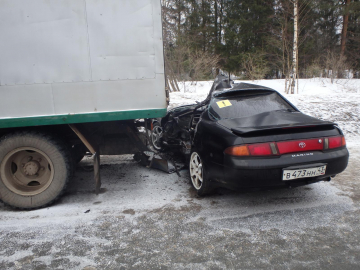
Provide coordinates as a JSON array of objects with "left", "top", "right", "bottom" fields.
[
  {"left": 190, "top": 152, "right": 203, "bottom": 190},
  {"left": 151, "top": 125, "right": 163, "bottom": 151}
]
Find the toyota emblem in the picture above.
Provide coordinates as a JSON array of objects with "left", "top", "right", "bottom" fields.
[{"left": 299, "top": 142, "right": 306, "bottom": 148}]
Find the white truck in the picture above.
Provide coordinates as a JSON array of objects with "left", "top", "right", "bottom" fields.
[{"left": 0, "top": 0, "right": 168, "bottom": 209}]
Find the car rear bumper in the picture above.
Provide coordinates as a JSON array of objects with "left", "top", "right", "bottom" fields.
[{"left": 207, "top": 148, "right": 349, "bottom": 190}]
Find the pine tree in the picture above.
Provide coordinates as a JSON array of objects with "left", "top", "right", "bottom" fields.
[
  {"left": 345, "top": 0, "right": 360, "bottom": 71},
  {"left": 221, "top": 0, "right": 276, "bottom": 75},
  {"left": 161, "top": 0, "right": 360, "bottom": 81}
]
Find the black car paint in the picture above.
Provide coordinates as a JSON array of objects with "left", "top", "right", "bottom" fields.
[
  {"left": 219, "top": 110, "right": 335, "bottom": 135},
  {"left": 159, "top": 76, "right": 349, "bottom": 191},
  {"left": 208, "top": 148, "right": 348, "bottom": 190},
  {"left": 194, "top": 117, "right": 348, "bottom": 189}
]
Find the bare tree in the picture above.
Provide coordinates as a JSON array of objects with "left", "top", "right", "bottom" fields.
[
  {"left": 269, "top": 0, "right": 297, "bottom": 94},
  {"left": 289, "top": 0, "right": 299, "bottom": 94},
  {"left": 161, "top": 0, "right": 187, "bottom": 92},
  {"left": 286, "top": 0, "right": 313, "bottom": 94},
  {"left": 324, "top": 50, "right": 350, "bottom": 83},
  {"left": 242, "top": 52, "right": 270, "bottom": 81}
]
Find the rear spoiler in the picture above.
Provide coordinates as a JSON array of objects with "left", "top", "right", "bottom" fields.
[{"left": 231, "top": 122, "right": 336, "bottom": 136}]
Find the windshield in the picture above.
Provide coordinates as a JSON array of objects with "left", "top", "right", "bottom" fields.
[{"left": 208, "top": 92, "right": 294, "bottom": 120}]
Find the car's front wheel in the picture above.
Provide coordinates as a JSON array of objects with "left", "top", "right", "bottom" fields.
[
  {"left": 189, "top": 150, "right": 212, "bottom": 196},
  {"left": 150, "top": 122, "right": 163, "bottom": 151}
]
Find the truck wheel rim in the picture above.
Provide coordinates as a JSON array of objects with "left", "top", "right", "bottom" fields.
[
  {"left": 151, "top": 126, "right": 163, "bottom": 150},
  {"left": 1, "top": 147, "right": 55, "bottom": 196},
  {"left": 190, "top": 152, "right": 203, "bottom": 190}
]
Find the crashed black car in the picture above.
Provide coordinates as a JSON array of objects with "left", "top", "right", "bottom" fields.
[{"left": 151, "top": 75, "right": 349, "bottom": 195}]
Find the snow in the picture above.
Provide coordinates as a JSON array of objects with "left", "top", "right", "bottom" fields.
[{"left": 170, "top": 78, "right": 360, "bottom": 139}]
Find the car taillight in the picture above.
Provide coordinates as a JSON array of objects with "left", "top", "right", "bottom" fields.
[
  {"left": 247, "top": 143, "right": 273, "bottom": 156},
  {"left": 327, "top": 136, "right": 346, "bottom": 149},
  {"left": 224, "top": 145, "right": 250, "bottom": 156},
  {"left": 225, "top": 136, "right": 346, "bottom": 157},
  {"left": 277, "top": 138, "right": 323, "bottom": 155},
  {"left": 225, "top": 143, "right": 276, "bottom": 156}
]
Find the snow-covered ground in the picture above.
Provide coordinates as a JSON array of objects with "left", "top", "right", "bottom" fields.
[{"left": 170, "top": 78, "right": 360, "bottom": 139}]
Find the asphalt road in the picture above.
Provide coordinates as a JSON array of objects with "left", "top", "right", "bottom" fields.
[{"left": 0, "top": 143, "right": 359, "bottom": 270}]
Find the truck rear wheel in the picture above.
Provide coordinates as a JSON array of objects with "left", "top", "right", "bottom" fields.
[{"left": 0, "top": 131, "right": 72, "bottom": 209}]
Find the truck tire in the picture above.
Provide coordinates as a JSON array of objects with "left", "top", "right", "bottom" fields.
[{"left": 0, "top": 131, "right": 72, "bottom": 210}]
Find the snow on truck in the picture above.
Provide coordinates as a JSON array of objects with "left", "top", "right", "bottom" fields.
[{"left": 0, "top": 0, "right": 168, "bottom": 209}]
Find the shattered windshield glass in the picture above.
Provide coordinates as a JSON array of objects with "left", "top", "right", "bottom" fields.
[{"left": 208, "top": 92, "right": 294, "bottom": 120}]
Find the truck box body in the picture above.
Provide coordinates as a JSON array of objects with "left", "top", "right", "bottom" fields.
[{"left": 0, "top": 0, "right": 167, "bottom": 128}]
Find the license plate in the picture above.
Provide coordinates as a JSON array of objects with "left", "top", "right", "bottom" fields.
[{"left": 283, "top": 165, "right": 327, "bottom": 180}]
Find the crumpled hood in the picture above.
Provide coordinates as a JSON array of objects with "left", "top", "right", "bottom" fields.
[{"left": 217, "top": 111, "right": 335, "bottom": 134}]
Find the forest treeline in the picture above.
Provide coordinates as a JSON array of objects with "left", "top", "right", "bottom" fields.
[{"left": 162, "top": 0, "right": 360, "bottom": 89}]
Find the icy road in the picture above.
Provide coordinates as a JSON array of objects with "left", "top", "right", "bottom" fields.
[{"left": 0, "top": 141, "right": 359, "bottom": 269}]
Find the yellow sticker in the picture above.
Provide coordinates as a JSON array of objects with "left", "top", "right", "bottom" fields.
[{"left": 216, "top": 100, "right": 232, "bottom": 108}]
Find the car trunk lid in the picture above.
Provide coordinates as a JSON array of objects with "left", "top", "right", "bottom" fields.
[{"left": 218, "top": 110, "right": 335, "bottom": 136}]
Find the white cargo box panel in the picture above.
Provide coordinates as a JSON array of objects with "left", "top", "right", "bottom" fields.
[{"left": 0, "top": 0, "right": 166, "bottom": 128}]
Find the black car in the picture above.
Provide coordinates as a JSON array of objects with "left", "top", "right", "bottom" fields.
[{"left": 151, "top": 75, "right": 349, "bottom": 195}]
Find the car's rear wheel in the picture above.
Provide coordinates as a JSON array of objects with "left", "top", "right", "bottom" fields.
[
  {"left": 189, "top": 150, "right": 212, "bottom": 196},
  {"left": 0, "top": 131, "right": 72, "bottom": 210}
]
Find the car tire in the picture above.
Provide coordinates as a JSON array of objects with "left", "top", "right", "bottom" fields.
[
  {"left": 0, "top": 131, "right": 73, "bottom": 210},
  {"left": 189, "top": 150, "right": 213, "bottom": 196}
]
